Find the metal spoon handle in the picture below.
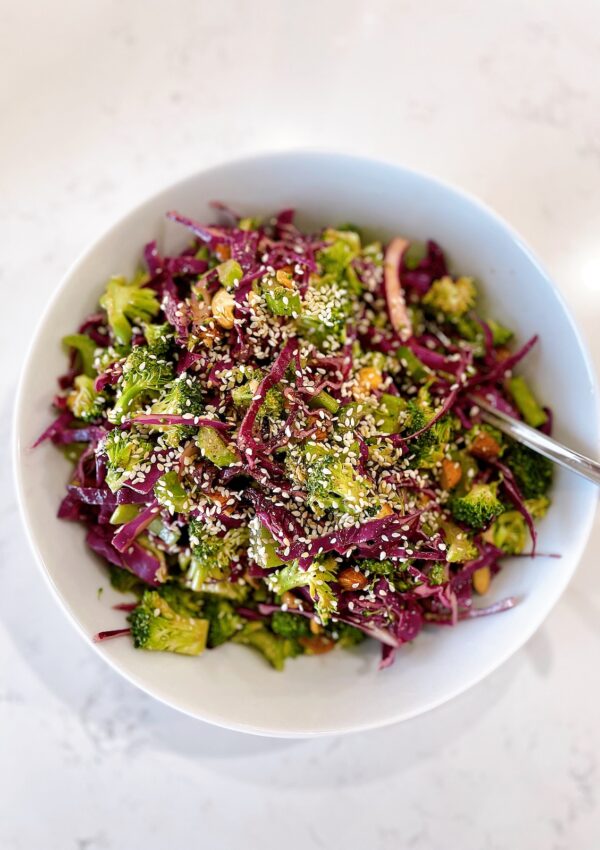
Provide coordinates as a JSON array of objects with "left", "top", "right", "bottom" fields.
[{"left": 474, "top": 396, "right": 600, "bottom": 487}]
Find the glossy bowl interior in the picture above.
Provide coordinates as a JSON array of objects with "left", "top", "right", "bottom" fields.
[{"left": 14, "top": 152, "right": 599, "bottom": 736}]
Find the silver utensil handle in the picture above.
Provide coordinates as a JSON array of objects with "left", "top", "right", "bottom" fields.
[{"left": 474, "top": 396, "right": 600, "bottom": 488}]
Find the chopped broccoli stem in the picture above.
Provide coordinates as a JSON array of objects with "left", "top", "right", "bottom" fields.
[
  {"left": 109, "top": 504, "right": 140, "bottom": 525},
  {"left": 63, "top": 333, "right": 98, "bottom": 378},
  {"left": 487, "top": 319, "right": 513, "bottom": 346},
  {"left": 216, "top": 259, "right": 243, "bottom": 289},
  {"left": 154, "top": 471, "right": 190, "bottom": 514},
  {"left": 396, "top": 345, "right": 430, "bottom": 381},
  {"left": 507, "top": 376, "right": 548, "bottom": 428},
  {"left": 99, "top": 272, "right": 160, "bottom": 345},
  {"left": 263, "top": 282, "right": 302, "bottom": 317},
  {"left": 196, "top": 427, "right": 239, "bottom": 467},
  {"left": 248, "top": 518, "right": 285, "bottom": 569},
  {"left": 308, "top": 390, "right": 340, "bottom": 415},
  {"left": 129, "top": 590, "right": 208, "bottom": 655},
  {"left": 450, "top": 482, "right": 504, "bottom": 530},
  {"left": 149, "top": 516, "right": 181, "bottom": 546},
  {"left": 440, "top": 520, "right": 479, "bottom": 563},
  {"left": 376, "top": 393, "right": 406, "bottom": 435}
]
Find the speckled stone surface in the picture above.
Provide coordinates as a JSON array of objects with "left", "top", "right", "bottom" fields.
[{"left": 2, "top": 2, "right": 600, "bottom": 847}]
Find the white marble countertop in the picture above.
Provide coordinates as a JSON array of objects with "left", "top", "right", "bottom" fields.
[{"left": 3, "top": 1, "right": 600, "bottom": 847}]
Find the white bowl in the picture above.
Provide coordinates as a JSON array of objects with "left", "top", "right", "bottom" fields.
[{"left": 14, "top": 152, "right": 599, "bottom": 737}]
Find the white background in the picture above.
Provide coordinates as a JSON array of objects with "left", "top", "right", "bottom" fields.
[{"left": 2, "top": 1, "right": 600, "bottom": 848}]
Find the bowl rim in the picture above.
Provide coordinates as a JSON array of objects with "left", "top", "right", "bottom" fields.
[{"left": 13, "top": 149, "right": 600, "bottom": 737}]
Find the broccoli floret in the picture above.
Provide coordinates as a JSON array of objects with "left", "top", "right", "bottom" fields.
[
  {"left": 440, "top": 520, "right": 479, "bottom": 563},
  {"left": 232, "top": 621, "right": 296, "bottom": 671},
  {"left": 154, "top": 471, "right": 191, "bottom": 514},
  {"left": 129, "top": 590, "right": 208, "bottom": 656},
  {"left": 108, "top": 564, "right": 144, "bottom": 596},
  {"left": 248, "top": 518, "right": 285, "bottom": 569},
  {"left": 66, "top": 375, "right": 105, "bottom": 422},
  {"left": 201, "top": 596, "right": 242, "bottom": 646},
  {"left": 330, "top": 621, "right": 365, "bottom": 647},
  {"left": 268, "top": 559, "right": 338, "bottom": 624},
  {"left": 103, "top": 428, "right": 153, "bottom": 493},
  {"left": 297, "top": 276, "right": 352, "bottom": 350},
  {"left": 487, "top": 319, "right": 513, "bottom": 346},
  {"left": 407, "top": 413, "right": 456, "bottom": 469},
  {"left": 230, "top": 370, "right": 285, "bottom": 425},
  {"left": 483, "top": 510, "right": 527, "bottom": 555},
  {"left": 318, "top": 228, "right": 361, "bottom": 278},
  {"left": 187, "top": 523, "right": 249, "bottom": 589},
  {"left": 422, "top": 275, "right": 476, "bottom": 318},
  {"left": 450, "top": 482, "right": 504, "bottom": 530},
  {"left": 525, "top": 496, "right": 550, "bottom": 518},
  {"left": 271, "top": 611, "right": 311, "bottom": 639},
  {"left": 305, "top": 446, "right": 372, "bottom": 516},
  {"left": 196, "top": 427, "right": 239, "bottom": 467},
  {"left": 507, "top": 376, "right": 548, "bottom": 428},
  {"left": 504, "top": 442, "right": 553, "bottom": 499},
  {"left": 230, "top": 369, "right": 262, "bottom": 408},
  {"left": 147, "top": 373, "right": 203, "bottom": 446},
  {"left": 157, "top": 583, "right": 203, "bottom": 617},
  {"left": 143, "top": 322, "right": 173, "bottom": 355},
  {"left": 63, "top": 333, "right": 98, "bottom": 378},
  {"left": 99, "top": 272, "right": 160, "bottom": 345},
  {"left": 111, "top": 345, "right": 174, "bottom": 422}
]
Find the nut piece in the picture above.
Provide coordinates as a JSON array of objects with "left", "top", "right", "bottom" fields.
[
  {"left": 376, "top": 503, "right": 394, "bottom": 519},
  {"left": 309, "top": 618, "right": 323, "bottom": 635},
  {"left": 338, "top": 567, "right": 369, "bottom": 591},
  {"left": 275, "top": 268, "right": 294, "bottom": 289},
  {"left": 282, "top": 591, "right": 300, "bottom": 609},
  {"left": 473, "top": 565, "right": 491, "bottom": 595},
  {"left": 440, "top": 458, "right": 462, "bottom": 490},
  {"left": 211, "top": 287, "right": 235, "bottom": 329},
  {"left": 298, "top": 635, "right": 335, "bottom": 655},
  {"left": 469, "top": 431, "right": 501, "bottom": 460},
  {"left": 357, "top": 366, "right": 383, "bottom": 392},
  {"left": 214, "top": 243, "right": 231, "bottom": 261}
]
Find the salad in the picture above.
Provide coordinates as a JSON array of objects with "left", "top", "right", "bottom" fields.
[{"left": 37, "top": 207, "right": 553, "bottom": 670}]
